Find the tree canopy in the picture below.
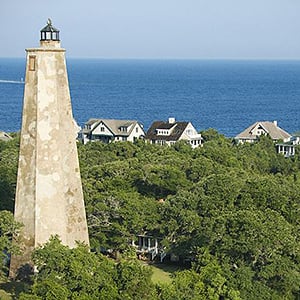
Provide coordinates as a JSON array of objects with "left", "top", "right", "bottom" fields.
[{"left": 1, "top": 132, "right": 300, "bottom": 299}]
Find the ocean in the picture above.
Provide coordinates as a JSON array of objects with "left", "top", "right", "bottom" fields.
[{"left": 0, "top": 58, "right": 300, "bottom": 137}]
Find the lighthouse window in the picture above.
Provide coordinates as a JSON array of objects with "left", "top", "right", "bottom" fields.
[
  {"left": 29, "top": 56, "right": 36, "bottom": 71},
  {"left": 46, "top": 32, "right": 52, "bottom": 40},
  {"left": 52, "top": 32, "right": 59, "bottom": 40}
]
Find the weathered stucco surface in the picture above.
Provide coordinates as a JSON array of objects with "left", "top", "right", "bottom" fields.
[{"left": 10, "top": 40, "right": 89, "bottom": 277}]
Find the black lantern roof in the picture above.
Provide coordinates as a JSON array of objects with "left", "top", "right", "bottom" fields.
[{"left": 40, "top": 19, "right": 60, "bottom": 41}]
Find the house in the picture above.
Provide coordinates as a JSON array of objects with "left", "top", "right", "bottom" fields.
[
  {"left": 145, "top": 118, "right": 203, "bottom": 148},
  {"left": 133, "top": 235, "right": 166, "bottom": 262},
  {"left": 235, "top": 121, "right": 291, "bottom": 144},
  {"left": 276, "top": 136, "right": 300, "bottom": 158},
  {"left": 0, "top": 131, "right": 12, "bottom": 142},
  {"left": 78, "top": 118, "right": 145, "bottom": 144}
]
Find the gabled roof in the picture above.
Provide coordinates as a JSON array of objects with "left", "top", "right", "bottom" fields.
[
  {"left": 83, "top": 118, "right": 144, "bottom": 137},
  {"left": 85, "top": 118, "right": 99, "bottom": 126},
  {"left": 235, "top": 121, "right": 291, "bottom": 141},
  {"left": 146, "top": 120, "right": 189, "bottom": 141}
]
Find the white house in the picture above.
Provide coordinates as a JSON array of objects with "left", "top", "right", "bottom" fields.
[
  {"left": 235, "top": 121, "right": 291, "bottom": 144},
  {"left": 133, "top": 235, "right": 166, "bottom": 262},
  {"left": 0, "top": 131, "right": 12, "bottom": 142},
  {"left": 235, "top": 121, "right": 300, "bottom": 157},
  {"left": 276, "top": 136, "right": 300, "bottom": 157},
  {"left": 145, "top": 117, "right": 203, "bottom": 148},
  {"left": 78, "top": 118, "right": 145, "bottom": 144}
]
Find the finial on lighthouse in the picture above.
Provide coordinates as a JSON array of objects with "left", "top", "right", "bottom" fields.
[{"left": 40, "top": 18, "right": 60, "bottom": 41}]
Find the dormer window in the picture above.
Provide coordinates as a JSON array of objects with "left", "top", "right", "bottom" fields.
[
  {"left": 157, "top": 129, "right": 170, "bottom": 135},
  {"left": 120, "top": 126, "right": 127, "bottom": 132}
]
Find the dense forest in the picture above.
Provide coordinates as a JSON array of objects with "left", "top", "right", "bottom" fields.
[{"left": 1, "top": 130, "right": 300, "bottom": 299}]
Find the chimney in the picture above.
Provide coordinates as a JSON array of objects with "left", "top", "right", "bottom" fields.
[
  {"left": 273, "top": 120, "right": 278, "bottom": 127},
  {"left": 168, "top": 117, "right": 176, "bottom": 124}
]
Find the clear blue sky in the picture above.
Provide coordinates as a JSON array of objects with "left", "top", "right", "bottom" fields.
[{"left": 1, "top": 0, "right": 300, "bottom": 59}]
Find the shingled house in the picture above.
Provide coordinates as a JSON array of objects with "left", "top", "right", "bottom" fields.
[
  {"left": 78, "top": 118, "right": 145, "bottom": 144},
  {"left": 145, "top": 118, "right": 203, "bottom": 148},
  {"left": 235, "top": 121, "right": 291, "bottom": 144}
]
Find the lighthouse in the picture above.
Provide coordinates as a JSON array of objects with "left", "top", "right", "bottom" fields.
[{"left": 10, "top": 19, "right": 89, "bottom": 277}]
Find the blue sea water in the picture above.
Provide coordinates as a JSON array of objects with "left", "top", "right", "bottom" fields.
[{"left": 0, "top": 58, "right": 300, "bottom": 137}]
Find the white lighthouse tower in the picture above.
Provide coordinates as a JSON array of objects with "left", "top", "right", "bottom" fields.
[{"left": 10, "top": 19, "right": 89, "bottom": 277}]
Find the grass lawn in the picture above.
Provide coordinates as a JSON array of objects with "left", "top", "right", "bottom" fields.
[{"left": 148, "top": 263, "right": 183, "bottom": 284}]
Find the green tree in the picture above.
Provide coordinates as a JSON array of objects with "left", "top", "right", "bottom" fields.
[
  {"left": 4, "top": 132, "right": 300, "bottom": 299},
  {"left": 159, "top": 259, "right": 240, "bottom": 300},
  {"left": 19, "top": 236, "right": 119, "bottom": 300},
  {"left": 116, "top": 259, "right": 156, "bottom": 299},
  {"left": 0, "top": 137, "right": 19, "bottom": 211},
  {"left": 19, "top": 237, "right": 158, "bottom": 300},
  {"left": 0, "top": 210, "right": 21, "bottom": 277},
  {"left": 192, "top": 209, "right": 300, "bottom": 299}
]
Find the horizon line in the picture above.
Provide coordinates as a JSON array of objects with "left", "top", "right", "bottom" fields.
[{"left": 1, "top": 56, "right": 300, "bottom": 61}]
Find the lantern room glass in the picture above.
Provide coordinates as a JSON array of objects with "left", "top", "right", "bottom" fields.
[{"left": 40, "top": 19, "right": 60, "bottom": 41}]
